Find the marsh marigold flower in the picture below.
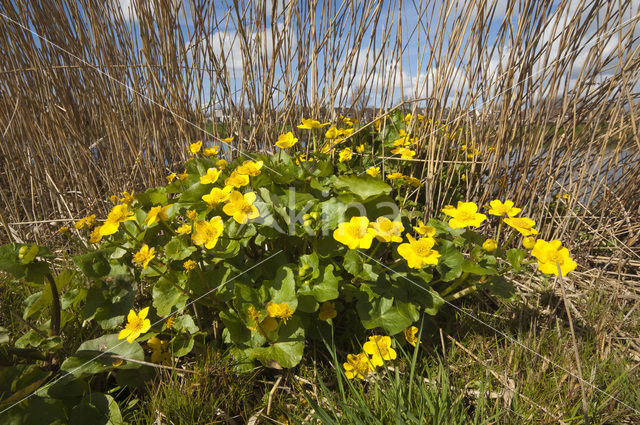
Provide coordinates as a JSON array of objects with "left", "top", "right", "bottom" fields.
[
  {"left": 58, "top": 226, "right": 69, "bottom": 234},
  {"left": 318, "top": 301, "right": 337, "bottom": 321},
  {"left": 488, "top": 199, "right": 521, "bottom": 217},
  {"left": 371, "top": 217, "right": 404, "bottom": 243},
  {"left": 482, "top": 238, "right": 498, "bottom": 252},
  {"left": 216, "top": 159, "right": 228, "bottom": 169},
  {"left": 297, "top": 118, "right": 329, "bottom": 130},
  {"left": 89, "top": 227, "right": 103, "bottom": 244},
  {"left": 446, "top": 202, "right": 487, "bottom": 228},
  {"left": 220, "top": 137, "right": 234, "bottom": 144},
  {"left": 333, "top": 217, "right": 377, "bottom": 249},
  {"left": 356, "top": 144, "right": 365, "bottom": 153},
  {"left": 133, "top": 244, "right": 156, "bottom": 269},
  {"left": 366, "top": 166, "right": 380, "bottom": 177},
  {"left": 363, "top": 335, "right": 397, "bottom": 366},
  {"left": 118, "top": 307, "right": 151, "bottom": 343},
  {"left": 145, "top": 205, "right": 170, "bottom": 226},
  {"left": 225, "top": 171, "right": 250, "bottom": 188},
  {"left": 338, "top": 147, "right": 353, "bottom": 162},
  {"left": 166, "top": 173, "right": 177, "bottom": 183},
  {"left": 531, "top": 239, "right": 577, "bottom": 276},
  {"left": 391, "top": 146, "right": 416, "bottom": 159},
  {"left": 165, "top": 316, "right": 176, "bottom": 329},
  {"left": 522, "top": 236, "right": 536, "bottom": 250},
  {"left": 413, "top": 220, "right": 435, "bottom": 237},
  {"left": 74, "top": 214, "right": 97, "bottom": 230},
  {"left": 276, "top": 132, "right": 298, "bottom": 149},
  {"left": 189, "top": 141, "right": 202, "bottom": 154},
  {"left": 200, "top": 167, "right": 221, "bottom": 185},
  {"left": 191, "top": 216, "right": 224, "bottom": 249},
  {"left": 186, "top": 209, "right": 198, "bottom": 221},
  {"left": 203, "top": 146, "right": 219, "bottom": 157},
  {"left": 100, "top": 204, "right": 136, "bottom": 236},
  {"left": 386, "top": 172, "right": 404, "bottom": 181},
  {"left": 325, "top": 126, "right": 341, "bottom": 139},
  {"left": 343, "top": 353, "right": 374, "bottom": 380},
  {"left": 147, "top": 337, "right": 171, "bottom": 364},
  {"left": 202, "top": 186, "right": 233, "bottom": 208},
  {"left": 236, "top": 160, "right": 263, "bottom": 176},
  {"left": 266, "top": 302, "right": 294, "bottom": 324},
  {"left": 176, "top": 224, "right": 192, "bottom": 235},
  {"left": 397, "top": 235, "right": 441, "bottom": 269},
  {"left": 504, "top": 217, "right": 538, "bottom": 236},
  {"left": 223, "top": 191, "right": 260, "bottom": 224},
  {"left": 404, "top": 326, "right": 419, "bottom": 347},
  {"left": 183, "top": 259, "right": 197, "bottom": 272}
]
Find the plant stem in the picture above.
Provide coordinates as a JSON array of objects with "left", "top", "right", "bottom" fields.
[
  {"left": 441, "top": 272, "right": 470, "bottom": 297},
  {"left": 45, "top": 273, "right": 61, "bottom": 336},
  {"left": 445, "top": 284, "right": 477, "bottom": 302}
]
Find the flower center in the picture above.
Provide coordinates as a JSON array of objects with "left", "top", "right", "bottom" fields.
[
  {"left": 379, "top": 221, "right": 393, "bottom": 233},
  {"left": 547, "top": 251, "right": 563, "bottom": 264},
  {"left": 129, "top": 318, "right": 144, "bottom": 332},
  {"left": 414, "top": 241, "right": 432, "bottom": 257},
  {"left": 347, "top": 224, "right": 367, "bottom": 239},
  {"left": 457, "top": 210, "right": 475, "bottom": 221}
]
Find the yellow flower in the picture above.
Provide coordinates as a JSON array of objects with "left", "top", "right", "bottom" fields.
[
  {"left": 397, "top": 235, "right": 441, "bottom": 269},
  {"left": 186, "top": 209, "right": 198, "bottom": 221},
  {"left": 177, "top": 170, "right": 188, "bottom": 180},
  {"left": 202, "top": 186, "right": 233, "bottom": 207},
  {"left": 220, "top": 137, "right": 234, "bottom": 144},
  {"left": 531, "top": 239, "right": 577, "bottom": 276},
  {"left": 189, "top": 141, "right": 203, "bottom": 154},
  {"left": 295, "top": 154, "right": 314, "bottom": 165},
  {"left": 482, "top": 238, "right": 498, "bottom": 252},
  {"left": 222, "top": 191, "right": 260, "bottom": 224},
  {"left": 371, "top": 217, "right": 404, "bottom": 243},
  {"left": 393, "top": 136, "right": 412, "bottom": 147},
  {"left": 324, "top": 126, "right": 341, "bottom": 139},
  {"left": 363, "top": 335, "right": 397, "bottom": 366},
  {"left": 225, "top": 171, "right": 250, "bottom": 188},
  {"left": 404, "top": 113, "right": 423, "bottom": 124},
  {"left": 297, "top": 118, "right": 330, "bottom": 129},
  {"left": 118, "top": 307, "right": 151, "bottom": 343},
  {"left": 405, "top": 176, "right": 421, "bottom": 187},
  {"left": 191, "top": 216, "right": 224, "bottom": 249},
  {"left": 74, "top": 214, "right": 97, "bottom": 230},
  {"left": 133, "top": 244, "right": 156, "bottom": 269},
  {"left": 447, "top": 201, "right": 487, "bottom": 228},
  {"left": 318, "top": 301, "right": 337, "bottom": 320},
  {"left": 216, "top": 159, "right": 228, "bottom": 169},
  {"left": 403, "top": 326, "right": 418, "bottom": 347},
  {"left": 89, "top": 227, "right": 103, "bottom": 244},
  {"left": 342, "top": 128, "right": 354, "bottom": 138},
  {"left": 147, "top": 337, "right": 171, "bottom": 364},
  {"left": 333, "top": 217, "right": 377, "bottom": 249},
  {"left": 145, "top": 205, "right": 170, "bottom": 226},
  {"left": 260, "top": 316, "right": 278, "bottom": 332},
  {"left": 338, "top": 147, "right": 353, "bottom": 162},
  {"left": 504, "top": 217, "right": 538, "bottom": 236},
  {"left": 236, "top": 160, "right": 263, "bottom": 176},
  {"left": 488, "top": 200, "right": 521, "bottom": 217},
  {"left": 100, "top": 204, "right": 136, "bottom": 235},
  {"left": 266, "top": 302, "right": 294, "bottom": 324},
  {"left": 413, "top": 220, "right": 435, "bottom": 237},
  {"left": 356, "top": 144, "right": 365, "bottom": 153},
  {"left": 391, "top": 146, "right": 416, "bottom": 159},
  {"left": 366, "top": 166, "right": 380, "bottom": 177},
  {"left": 203, "top": 146, "right": 219, "bottom": 157},
  {"left": 176, "top": 224, "right": 192, "bottom": 234},
  {"left": 166, "top": 173, "right": 177, "bottom": 183},
  {"left": 386, "top": 172, "right": 404, "bottom": 181},
  {"left": 343, "top": 353, "right": 374, "bottom": 380},
  {"left": 58, "top": 226, "right": 69, "bottom": 234},
  {"left": 183, "top": 259, "right": 197, "bottom": 272},
  {"left": 441, "top": 205, "right": 456, "bottom": 216},
  {"left": 120, "top": 191, "right": 135, "bottom": 205},
  {"left": 522, "top": 236, "right": 536, "bottom": 250},
  {"left": 276, "top": 132, "right": 299, "bottom": 149},
  {"left": 165, "top": 316, "right": 176, "bottom": 329},
  {"left": 200, "top": 167, "right": 221, "bottom": 185},
  {"left": 109, "top": 194, "right": 119, "bottom": 204}
]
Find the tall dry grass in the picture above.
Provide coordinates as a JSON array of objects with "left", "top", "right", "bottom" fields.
[{"left": 0, "top": 0, "right": 638, "bottom": 265}]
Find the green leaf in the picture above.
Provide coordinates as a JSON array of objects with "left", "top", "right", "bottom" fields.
[
  {"left": 153, "top": 276, "right": 188, "bottom": 317},
  {"left": 268, "top": 266, "right": 296, "bottom": 305},
  {"left": 343, "top": 250, "right": 379, "bottom": 281},
  {"left": 136, "top": 187, "right": 168, "bottom": 209},
  {"left": 69, "top": 393, "right": 123, "bottom": 425},
  {"left": 311, "top": 264, "right": 340, "bottom": 302},
  {"left": 61, "top": 334, "right": 144, "bottom": 377},
  {"left": 219, "top": 310, "right": 251, "bottom": 344},
  {"left": 83, "top": 276, "right": 137, "bottom": 330},
  {"left": 74, "top": 250, "right": 111, "bottom": 280},
  {"left": 179, "top": 182, "right": 211, "bottom": 203},
  {"left": 0, "top": 243, "right": 27, "bottom": 279},
  {"left": 436, "top": 240, "right": 464, "bottom": 281},
  {"left": 333, "top": 175, "right": 392, "bottom": 201},
  {"left": 481, "top": 276, "right": 516, "bottom": 300},
  {"left": 173, "top": 314, "right": 199, "bottom": 334},
  {"left": 164, "top": 237, "right": 196, "bottom": 261},
  {"left": 461, "top": 259, "right": 496, "bottom": 276},
  {"left": 252, "top": 319, "right": 305, "bottom": 368},
  {"left": 507, "top": 249, "right": 525, "bottom": 272},
  {"left": 357, "top": 297, "right": 419, "bottom": 334},
  {"left": 171, "top": 334, "right": 195, "bottom": 357}
]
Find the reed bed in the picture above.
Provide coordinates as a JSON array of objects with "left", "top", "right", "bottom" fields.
[{"left": 0, "top": 0, "right": 638, "bottom": 265}]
